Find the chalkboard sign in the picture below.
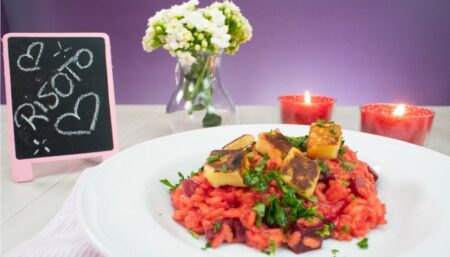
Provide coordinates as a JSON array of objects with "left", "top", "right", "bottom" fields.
[{"left": 3, "top": 33, "right": 118, "bottom": 182}]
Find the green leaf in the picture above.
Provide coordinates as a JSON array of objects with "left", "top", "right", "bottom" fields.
[
  {"left": 315, "top": 120, "right": 325, "bottom": 127},
  {"left": 286, "top": 135, "right": 308, "bottom": 152},
  {"left": 159, "top": 179, "right": 176, "bottom": 191},
  {"left": 213, "top": 221, "right": 221, "bottom": 233},
  {"left": 202, "top": 112, "right": 222, "bottom": 127},
  {"left": 192, "top": 103, "right": 205, "bottom": 111},
  {"left": 201, "top": 242, "right": 211, "bottom": 250},
  {"left": 331, "top": 249, "right": 339, "bottom": 257},
  {"left": 221, "top": 164, "right": 228, "bottom": 172},
  {"left": 252, "top": 202, "right": 266, "bottom": 227},
  {"left": 315, "top": 224, "right": 331, "bottom": 237},
  {"left": 188, "top": 230, "right": 200, "bottom": 239},
  {"left": 307, "top": 195, "right": 318, "bottom": 203},
  {"left": 207, "top": 153, "right": 222, "bottom": 163},
  {"left": 357, "top": 237, "right": 369, "bottom": 249},
  {"left": 317, "top": 160, "right": 329, "bottom": 174},
  {"left": 261, "top": 240, "right": 276, "bottom": 255}
]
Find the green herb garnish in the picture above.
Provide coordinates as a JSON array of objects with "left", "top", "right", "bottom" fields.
[
  {"left": 221, "top": 164, "right": 228, "bottom": 172},
  {"left": 341, "top": 179, "right": 350, "bottom": 187},
  {"left": 331, "top": 249, "right": 339, "bottom": 257},
  {"left": 317, "top": 160, "right": 329, "bottom": 174},
  {"left": 207, "top": 153, "right": 222, "bottom": 163},
  {"left": 159, "top": 179, "right": 176, "bottom": 191},
  {"left": 307, "top": 195, "right": 318, "bottom": 203},
  {"left": 201, "top": 242, "right": 211, "bottom": 250},
  {"left": 315, "top": 224, "right": 331, "bottom": 237},
  {"left": 338, "top": 147, "right": 346, "bottom": 156},
  {"left": 357, "top": 237, "right": 369, "bottom": 249},
  {"left": 340, "top": 163, "right": 355, "bottom": 171},
  {"left": 188, "top": 230, "right": 200, "bottom": 239},
  {"left": 287, "top": 135, "right": 308, "bottom": 152},
  {"left": 261, "top": 240, "right": 276, "bottom": 255},
  {"left": 265, "top": 195, "right": 287, "bottom": 228},
  {"left": 340, "top": 224, "right": 351, "bottom": 233},
  {"left": 252, "top": 202, "right": 266, "bottom": 227},
  {"left": 316, "top": 120, "right": 325, "bottom": 127},
  {"left": 213, "top": 221, "right": 221, "bottom": 233}
]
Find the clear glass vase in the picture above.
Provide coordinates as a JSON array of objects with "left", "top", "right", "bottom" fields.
[{"left": 166, "top": 52, "right": 237, "bottom": 132}]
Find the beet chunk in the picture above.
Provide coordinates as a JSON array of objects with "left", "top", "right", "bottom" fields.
[
  {"left": 223, "top": 218, "right": 246, "bottom": 242},
  {"left": 318, "top": 172, "right": 336, "bottom": 184},
  {"left": 288, "top": 220, "right": 326, "bottom": 253},
  {"left": 182, "top": 179, "right": 198, "bottom": 197}
]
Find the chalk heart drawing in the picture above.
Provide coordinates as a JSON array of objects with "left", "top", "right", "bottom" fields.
[
  {"left": 17, "top": 42, "right": 44, "bottom": 72},
  {"left": 54, "top": 92, "right": 100, "bottom": 136}
]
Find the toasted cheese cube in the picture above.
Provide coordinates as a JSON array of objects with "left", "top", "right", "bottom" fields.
[
  {"left": 280, "top": 148, "right": 320, "bottom": 198},
  {"left": 255, "top": 129, "right": 292, "bottom": 160},
  {"left": 204, "top": 149, "right": 250, "bottom": 188},
  {"left": 222, "top": 134, "right": 256, "bottom": 150},
  {"left": 307, "top": 123, "right": 342, "bottom": 160}
]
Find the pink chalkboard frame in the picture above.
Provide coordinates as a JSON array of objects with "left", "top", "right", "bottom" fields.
[{"left": 2, "top": 33, "right": 119, "bottom": 182}]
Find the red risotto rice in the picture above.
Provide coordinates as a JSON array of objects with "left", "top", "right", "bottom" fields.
[{"left": 169, "top": 143, "right": 386, "bottom": 254}]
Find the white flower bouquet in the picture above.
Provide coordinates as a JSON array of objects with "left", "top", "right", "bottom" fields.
[{"left": 142, "top": 0, "right": 252, "bottom": 128}]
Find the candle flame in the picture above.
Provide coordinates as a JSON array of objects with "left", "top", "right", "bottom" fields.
[
  {"left": 393, "top": 104, "right": 406, "bottom": 116},
  {"left": 304, "top": 90, "right": 311, "bottom": 104}
]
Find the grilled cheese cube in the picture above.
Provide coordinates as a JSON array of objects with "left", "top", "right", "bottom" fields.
[
  {"left": 280, "top": 148, "right": 320, "bottom": 198},
  {"left": 204, "top": 149, "right": 250, "bottom": 188},
  {"left": 307, "top": 123, "right": 342, "bottom": 160},
  {"left": 255, "top": 129, "right": 292, "bottom": 160},
  {"left": 222, "top": 134, "right": 256, "bottom": 150}
]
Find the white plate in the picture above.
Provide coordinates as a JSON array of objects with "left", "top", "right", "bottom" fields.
[{"left": 78, "top": 124, "right": 450, "bottom": 257}]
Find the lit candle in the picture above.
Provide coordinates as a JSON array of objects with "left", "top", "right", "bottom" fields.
[
  {"left": 360, "top": 103, "right": 434, "bottom": 146},
  {"left": 278, "top": 91, "right": 335, "bottom": 125}
]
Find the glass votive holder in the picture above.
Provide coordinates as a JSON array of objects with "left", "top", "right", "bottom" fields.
[
  {"left": 360, "top": 103, "right": 434, "bottom": 146},
  {"left": 278, "top": 94, "right": 335, "bottom": 125}
]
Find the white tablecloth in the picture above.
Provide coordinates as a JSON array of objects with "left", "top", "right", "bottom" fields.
[{"left": 4, "top": 168, "right": 101, "bottom": 257}]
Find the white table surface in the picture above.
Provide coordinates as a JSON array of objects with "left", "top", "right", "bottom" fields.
[{"left": 1, "top": 105, "right": 449, "bottom": 254}]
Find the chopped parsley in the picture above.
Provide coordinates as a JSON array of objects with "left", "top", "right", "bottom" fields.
[
  {"left": 159, "top": 172, "right": 186, "bottom": 191},
  {"left": 340, "top": 224, "right": 351, "bottom": 234},
  {"left": 207, "top": 153, "right": 222, "bottom": 163},
  {"left": 340, "top": 162, "right": 355, "bottom": 171},
  {"left": 331, "top": 249, "right": 339, "bottom": 257},
  {"left": 317, "top": 160, "right": 329, "bottom": 174},
  {"left": 188, "top": 230, "right": 200, "bottom": 239},
  {"left": 159, "top": 179, "right": 176, "bottom": 191},
  {"left": 341, "top": 179, "right": 350, "bottom": 187},
  {"left": 315, "top": 224, "right": 331, "bottom": 237},
  {"left": 221, "top": 164, "right": 228, "bottom": 172},
  {"left": 338, "top": 147, "right": 346, "bottom": 156},
  {"left": 357, "top": 237, "right": 369, "bottom": 249},
  {"left": 213, "top": 221, "right": 221, "bottom": 233},
  {"left": 252, "top": 202, "right": 266, "bottom": 227},
  {"left": 261, "top": 240, "right": 276, "bottom": 255},
  {"left": 201, "top": 242, "right": 211, "bottom": 250},
  {"left": 265, "top": 195, "right": 287, "bottom": 228},
  {"left": 316, "top": 119, "right": 325, "bottom": 127},
  {"left": 330, "top": 128, "right": 337, "bottom": 135},
  {"left": 286, "top": 135, "right": 308, "bottom": 152},
  {"left": 307, "top": 195, "right": 318, "bottom": 203}
]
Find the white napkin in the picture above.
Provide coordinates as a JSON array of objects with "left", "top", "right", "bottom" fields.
[{"left": 5, "top": 168, "right": 102, "bottom": 257}]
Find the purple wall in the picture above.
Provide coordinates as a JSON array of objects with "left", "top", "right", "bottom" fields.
[{"left": 2, "top": 0, "right": 450, "bottom": 105}]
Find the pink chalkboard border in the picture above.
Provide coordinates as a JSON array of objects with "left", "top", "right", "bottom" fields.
[{"left": 2, "top": 32, "right": 119, "bottom": 182}]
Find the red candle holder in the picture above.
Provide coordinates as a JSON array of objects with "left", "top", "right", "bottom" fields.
[
  {"left": 278, "top": 94, "right": 335, "bottom": 125},
  {"left": 360, "top": 103, "right": 434, "bottom": 146}
]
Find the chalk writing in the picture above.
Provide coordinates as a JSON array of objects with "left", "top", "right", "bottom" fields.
[
  {"left": 54, "top": 92, "right": 100, "bottom": 136},
  {"left": 17, "top": 42, "right": 44, "bottom": 72},
  {"left": 14, "top": 103, "right": 49, "bottom": 130},
  {"left": 57, "top": 48, "right": 93, "bottom": 82}
]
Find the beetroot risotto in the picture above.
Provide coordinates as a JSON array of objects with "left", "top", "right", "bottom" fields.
[{"left": 161, "top": 122, "right": 386, "bottom": 254}]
